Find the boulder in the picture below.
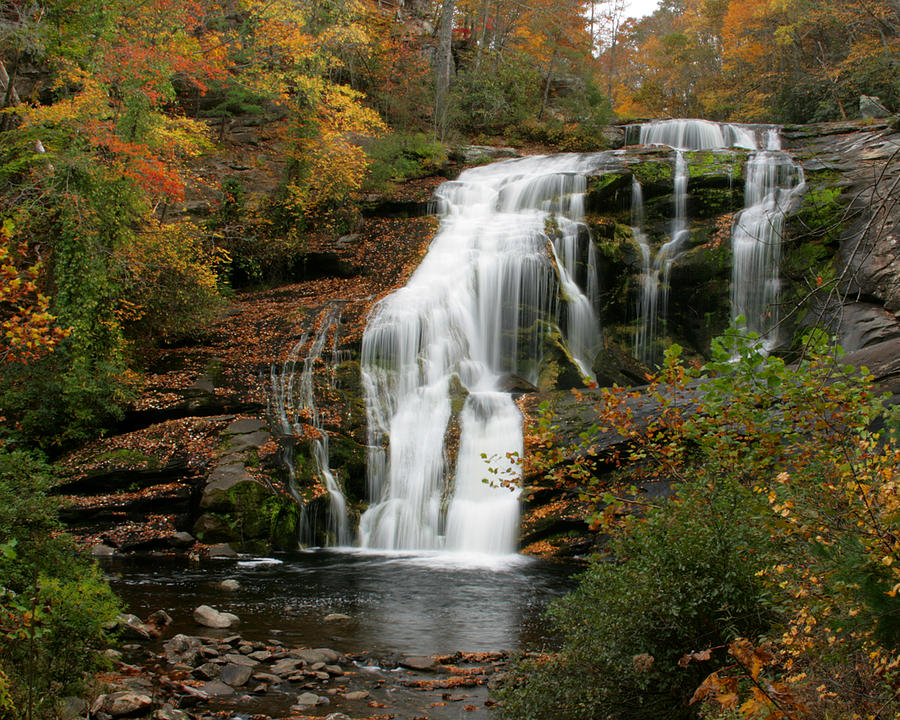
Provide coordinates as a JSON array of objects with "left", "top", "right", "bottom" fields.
[
  {"left": 92, "top": 692, "right": 153, "bottom": 717},
  {"left": 193, "top": 605, "right": 240, "bottom": 629},
  {"left": 116, "top": 613, "right": 157, "bottom": 640},
  {"left": 342, "top": 690, "right": 370, "bottom": 701},
  {"left": 859, "top": 95, "right": 890, "bottom": 118},
  {"left": 164, "top": 634, "right": 203, "bottom": 666},
  {"left": 207, "top": 542, "right": 238, "bottom": 559},
  {"left": 400, "top": 655, "right": 438, "bottom": 672},
  {"left": 220, "top": 663, "right": 253, "bottom": 687},
  {"left": 198, "top": 679, "right": 234, "bottom": 697}
]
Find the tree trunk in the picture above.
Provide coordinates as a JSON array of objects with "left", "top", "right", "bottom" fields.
[
  {"left": 435, "top": 0, "right": 456, "bottom": 140},
  {"left": 538, "top": 47, "right": 558, "bottom": 122}
]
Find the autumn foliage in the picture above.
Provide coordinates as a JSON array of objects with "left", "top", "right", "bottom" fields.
[{"left": 500, "top": 328, "right": 899, "bottom": 719}]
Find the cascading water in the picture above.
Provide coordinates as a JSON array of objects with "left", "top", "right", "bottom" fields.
[
  {"left": 359, "top": 154, "right": 609, "bottom": 554},
  {"left": 271, "top": 305, "right": 350, "bottom": 545},
  {"left": 730, "top": 131, "right": 806, "bottom": 345},
  {"left": 631, "top": 119, "right": 805, "bottom": 352}
]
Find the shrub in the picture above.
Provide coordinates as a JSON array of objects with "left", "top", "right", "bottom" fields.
[
  {"left": 0, "top": 450, "right": 120, "bottom": 720},
  {"left": 496, "top": 478, "right": 775, "bottom": 720}
]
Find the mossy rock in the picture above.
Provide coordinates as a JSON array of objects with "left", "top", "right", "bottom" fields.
[
  {"left": 684, "top": 149, "right": 748, "bottom": 183},
  {"left": 585, "top": 172, "right": 631, "bottom": 216},
  {"left": 328, "top": 434, "right": 368, "bottom": 503},
  {"left": 591, "top": 343, "right": 651, "bottom": 388},
  {"left": 538, "top": 329, "right": 589, "bottom": 392}
]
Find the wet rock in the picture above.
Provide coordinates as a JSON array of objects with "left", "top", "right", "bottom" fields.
[
  {"left": 116, "top": 613, "right": 157, "bottom": 640},
  {"left": 220, "top": 663, "right": 253, "bottom": 687},
  {"left": 400, "top": 655, "right": 438, "bottom": 672},
  {"left": 170, "top": 532, "right": 195, "bottom": 547},
  {"left": 223, "top": 652, "right": 257, "bottom": 667},
  {"left": 193, "top": 605, "right": 239, "bottom": 629},
  {"left": 324, "top": 664, "right": 344, "bottom": 676},
  {"left": 206, "top": 542, "right": 238, "bottom": 559},
  {"left": 249, "top": 650, "right": 272, "bottom": 662},
  {"left": 193, "top": 663, "right": 221, "bottom": 680},
  {"left": 153, "top": 705, "right": 191, "bottom": 720},
  {"left": 222, "top": 635, "right": 241, "bottom": 645},
  {"left": 296, "top": 648, "right": 341, "bottom": 664},
  {"left": 238, "top": 642, "right": 254, "bottom": 654},
  {"left": 293, "top": 692, "right": 327, "bottom": 708},
  {"left": 253, "top": 672, "right": 283, "bottom": 684},
  {"left": 198, "top": 679, "right": 233, "bottom": 697},
  {"left": 226, "top": 418, "right": 267, "bottom": 435},
  {"left": 323, "top": 613, "right": 351, "bottom": 622},
  {"left": 147, "top": 609, "right": 173, "bottom": 633},
  {"left": 219, "top": 578, "right": 240, "bottom": 591},
  {"left": 92, "top": 543, "right": 116, "bottom": 557},
  {"left": 164, "top": 635, "right": 203, "bottom": 666},
  {"left": 342, "top": 690, "right": 370, "bottom": 701},
  {"left": 92, "top": 692, "right": 153, "bottom": 717},
  {"left": 270, "top": 658, "right": 305, "bottom": 675}
]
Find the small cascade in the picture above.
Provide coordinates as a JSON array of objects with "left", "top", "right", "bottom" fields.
[
  {"left": 359, "top": 154, "right": 610, "bottom": 553},
  {"left": 630, "top": 118, "right": 805, "bottom": 352},
  {"left": 731, "top": 142, "right": 806, "bottom": 345},
  {"left": 271, "top": 306, "right": 350, "bottom": 546}
]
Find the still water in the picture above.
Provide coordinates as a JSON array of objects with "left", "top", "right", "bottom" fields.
[{"left": 101, "top": 549, "right": 578, "bottom": 656}]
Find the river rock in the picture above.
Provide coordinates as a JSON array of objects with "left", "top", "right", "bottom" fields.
[
  {"left": 92, "top": 691, "right": 153, "bottom": 717},
  {"left": 223, "top": 652, "right": 257, "bottom": 667},
  {"left": 198, "top": 679, "right": 234, "bottom": 697},
  {"left": 342, "top": 690, "right": 370, "bottom": 701},
  {"left": 193, "top": 605, "right": 239, "bottom": 628},
  {"left": 193, "top": 662, "right": 221, "bottom": 680},
  {"left": 323, "top": 612, "right": 351, "bottom": 622},
  {"left": 271, "top": 657, "right": 305, "bottom": 675},
  {"left": 207, "top": 542, "right": 238, "bottom": 559},
  {"left": 91, "top": 543, "right": 116, "bottom": 557},
  {"left": 324, "top": 664, "right": 344, "bottom": 675},
  {"left": 296, "top": 647, "right": 341, "bottom": 664},
  {"left": 220, "top": 663, "right": 253, "bottom": 687},
  {"left": 164, "top": 634, "right": 203, "bottom": 666},
  {"left": 294, "top": 692, "right": 326, "bottom": 708},
  {"left": 226, "top": 418, "right": 267, "bottom": 435},
  {"left": 400, "top": 655, "right": 438, "bottom": 672},
  {"left": 146, "top": 609, "right": 173, "bottom": 633},
  {"left": 219, "top": 578, "right": 241, "bottom": 591},
  {"left": 116, "top": 613, "right": 157, "bottom": 640},
  {"left": 154, "top": 705, "right": 191, "bottom": 720}
]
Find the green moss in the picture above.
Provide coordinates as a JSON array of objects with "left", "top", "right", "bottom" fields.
[
  {"left": 684, "top": 150, "right": 747, "bottom": 180},
  {"left": 630, "top": 160, "right": 673, "bottom": 185},
  {"left": 792, "top": 183, "right": 845, "bottom": 247}
]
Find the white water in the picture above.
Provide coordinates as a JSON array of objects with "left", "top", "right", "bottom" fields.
[
  {"left": 359, "top": 154, "right": 610, "bottom": 553},
  {"left": 632, "top": 119, "right": 805, "bottom": 352},
  {"left": 731, "top": 133, "right": 806, "bottom": 345},
  {"left": 271, "top": 306, "right": 350, "bottom": 545}
]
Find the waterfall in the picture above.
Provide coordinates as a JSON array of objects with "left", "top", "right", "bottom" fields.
[
  {"left": 731, "top": 146, "right": 806, "bottom": 345},
  {"left": 271, "top": 305, "right": 350, "bottom": 546},
  {"left": 631, "top": 118, "right": 805, "bottom": 350},
  {"left": 359, "top": 154, "right": 608, "bottom": 553}
]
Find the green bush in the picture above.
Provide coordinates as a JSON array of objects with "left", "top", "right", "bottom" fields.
[
  {"left": 495, "top": 478, "right": 775, "bottom": 720},
  {"left": 0, "top": 450, "right": 120, "bottom": 720},
  {"left": 363, "top": 132, "right": 448, "bottom": 193},
  {"left": 449, "top": 56, "right": 542, "bottom": 136}
]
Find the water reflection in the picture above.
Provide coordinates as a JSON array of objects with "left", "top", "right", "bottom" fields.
[{"left": 101, "top": 550, "right": 578, "bottom": 656}]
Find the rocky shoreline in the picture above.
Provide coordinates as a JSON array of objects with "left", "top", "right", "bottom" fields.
[{"left": 84, "top": 601, "right": 512, "bottom": 720}]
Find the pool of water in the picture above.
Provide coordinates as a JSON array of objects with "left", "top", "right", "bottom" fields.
[{"left": 101, "top": 549, "right": 579, "bottom": 656}]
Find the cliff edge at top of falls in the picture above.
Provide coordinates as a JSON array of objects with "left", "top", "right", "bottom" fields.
[{"left": 53, "top": 118, "right": 900, "bottom": 557}]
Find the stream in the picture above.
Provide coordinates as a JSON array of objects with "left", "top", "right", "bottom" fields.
[{"left": 101, "top": 550, "right": 578, "bottom": 657}]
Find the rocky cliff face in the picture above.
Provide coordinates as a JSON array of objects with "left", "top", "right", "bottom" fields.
[{"left": 58, "top": 119, "right": 900, "bottom": 556}]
